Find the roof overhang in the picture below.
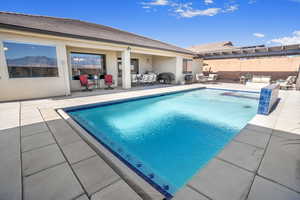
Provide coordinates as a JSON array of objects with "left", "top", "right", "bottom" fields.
[{"left": 0, "top": 23, "right": 195, "bottom": 56}]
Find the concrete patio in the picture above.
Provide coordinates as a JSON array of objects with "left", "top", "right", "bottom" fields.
[{"left": 0, "top": 83, "right": 300, "bottom": 200}]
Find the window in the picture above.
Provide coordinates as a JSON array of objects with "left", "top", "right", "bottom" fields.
[
  {"left": 3, "top": 42, "right": 58, "bottom": 78},
  {"left": 71, "top": 52, "right": 106, "bottom": 80},
  {"left": 183, "top": 59, "right": 192, "bottom": 73}
]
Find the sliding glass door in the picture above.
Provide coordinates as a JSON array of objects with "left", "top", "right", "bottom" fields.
[
  {"left": 70, "top": 52, "right": 106, "bottom": 80},
  {"left": 117, "top": 58, "right": 139, "bottom": 78}
]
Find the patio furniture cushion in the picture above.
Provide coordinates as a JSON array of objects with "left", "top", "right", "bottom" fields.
[
  {"left": 79, "top": 75, "right": 95, "bottom": 90},
  {"left": 195, "top": 73, "right": 208, "bottom": 82},
  {"left": 251, "top": 75, "right": 271, "bottom": 83},
  {"left": 207, "top": 74, "right": 218, "bottom": 81},
  {"left": 104, "top": 74, "right": 114, "bottom": 86}
]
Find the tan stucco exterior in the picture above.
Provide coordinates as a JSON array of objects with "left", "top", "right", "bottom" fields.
[
  {"left": 0, "top": 31, "right": 70, "bottom": 101},
  {"left": 0, "top": 28, "right": 201, "bottom": 102}
]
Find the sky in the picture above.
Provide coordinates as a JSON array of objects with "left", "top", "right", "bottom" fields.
[{"left": 1, "top": 0, "right": 300, "bottom": 48}]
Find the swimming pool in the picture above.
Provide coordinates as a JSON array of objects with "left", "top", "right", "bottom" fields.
[{"left": 67, "top": 88, "right": 259, "bottom": 198}]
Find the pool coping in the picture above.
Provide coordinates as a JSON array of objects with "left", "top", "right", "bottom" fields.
[{"left": 57, "top": 86, "right": 261, "bottom": 199}]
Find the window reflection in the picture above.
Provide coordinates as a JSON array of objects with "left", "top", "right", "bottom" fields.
[
  {"left": 71, "top": 53, "right": 106, "bottom": 80},
  {"left": 3, "top": 42, "right": 58, "bottom": 78}
]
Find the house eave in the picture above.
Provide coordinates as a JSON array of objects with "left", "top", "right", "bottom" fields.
[{"left": 0, "top": 23, "right": 195, "bottom": 56}]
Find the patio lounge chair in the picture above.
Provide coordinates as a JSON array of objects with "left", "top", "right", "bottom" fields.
[
  {"left": 246, "top": 75, "right": 271, "bottom": 89},
  {"left": 240, "top": 73, "right": 252, "bottom": 84},
  {"left": 148, "top": 73, "right": 157, "bottom": 84},
  {"left": 279, "top": 76, "right": 296, "bottom": 90},
  {"left": 104, "top": 74, "right": 114, "bottom": 89},
  {"left": 139, "top": 73, "right": 157, "bottom": 85},
  {"left": 207, "top": 73, "right": 218, "bottom": 82},
  {"left": 79, "top": 74, "right": 95, "bottom": 91},
  {"left": 140, "top": 74, "right": 149, "bottom": 85},
  {"left": 195, "top": 73, "right": 208, "bottom": 83}
]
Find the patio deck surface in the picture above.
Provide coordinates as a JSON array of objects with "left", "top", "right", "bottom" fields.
[{"left": 0, "top": 83, "right": 300, "bottom": 200}]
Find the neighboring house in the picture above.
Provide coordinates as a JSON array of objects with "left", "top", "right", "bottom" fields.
[
  {"left": 188, "top": 41, "right": 300, "bottom": 82},
  {"left": 187, "top": 41, "right": 236, "bottom": 53},
  {"left": 0, "top": 12, "right": 202, "bottom": 102}
]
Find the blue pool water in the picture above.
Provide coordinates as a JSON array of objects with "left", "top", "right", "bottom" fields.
[{"left": 67, "top": 89, "right": 259, "bottom": 197}]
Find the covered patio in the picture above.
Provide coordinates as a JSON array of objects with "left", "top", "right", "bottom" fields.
[{"left": 67, "top": 44, "right": 199, "bottom": 93}]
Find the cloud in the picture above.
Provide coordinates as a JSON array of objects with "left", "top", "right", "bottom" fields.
[
  {"left": 224, "top": 5, "right": 239, "bottom": 13},
  {"left": 269, "top": 31, "right": 300, "bottom": 45},
  {"left": 176, "top": 7, "right": 221, "bottom": 18},
  {"left": 204, "top": 0, "right": 214, "bottom": 5},
  {"left": 143, "top": 0, "right": 169, "bottom": 6},
  {"left": 141, "top": 0, "right": 238, "bottom": 18},
  {"left": 253, "top": 33, "right": 265, "bottom": 38}
]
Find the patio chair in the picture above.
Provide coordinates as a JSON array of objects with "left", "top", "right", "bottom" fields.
[
  {"left": 79, "top": 74, "right": 95, "bottom": 91},
  {"left": 246, "top": 75, "right": 271, "bottom": 89},
  {"left": 207, "top": 73, "right": 218, "bottom": 82},
  {"left": 136, "top": 74, "right": 142, "bottom": 83},
  {"left": 146, "top": 73, "right": 157, "bottom": 85},
  {"left": 146, "top": 74, "right": 152, "bottom": 84},
  {"left": 279, "top": 76, "right": 296, "bottom": 90},
  {"left": 104, "top": 74, "right": 114, "bottom": 90},
  {"left": 141, "top": 74, "right": 149, "bottom": 85},
  {"left": 151, "top": 74, "right": 157, "bottom": 84},
  {"left": 195, "top": 73, "right": 208, "bottom": 83}
]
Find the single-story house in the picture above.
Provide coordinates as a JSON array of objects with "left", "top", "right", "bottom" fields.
[
  {"left": 187, "top": 41, "right": 300, "bottom": 82},
  {"left": 0, "top": 12, "right": 202, "bottom": 102}
]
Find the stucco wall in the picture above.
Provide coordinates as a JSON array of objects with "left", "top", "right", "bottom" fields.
[
  {"left": 0, "top": 33, "right": 70, "bottom": 102},
  {"left": 152, "top": 56, "right": 177, "bottom": 82},
  {"left": 203, "top": 56, "right": 300, "bottom": 81},
  {"left": 131, "top": 53, "right": 153, "bottom": 74}
]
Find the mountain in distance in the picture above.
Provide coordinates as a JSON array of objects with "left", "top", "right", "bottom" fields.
[{"left": 6, "top": 56, "right": 57, "bottom": 67}]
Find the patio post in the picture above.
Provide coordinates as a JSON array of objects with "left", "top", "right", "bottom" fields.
[
  {"left": 57, "top": 44, "right": 71, "bottom": 96},
  {"left": 175, "top": 56, "right": 183, "bottom": 84},
  {"left": 121, "top": 48, "right": 131, "bottom": 89}
]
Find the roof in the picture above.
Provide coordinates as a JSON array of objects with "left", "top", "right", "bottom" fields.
[
  {"left": 187, "top": 41, "right": 235, "bottom": 53},
  {"left": 0, "top": 11, "right": 194, "bottom": 55}
]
